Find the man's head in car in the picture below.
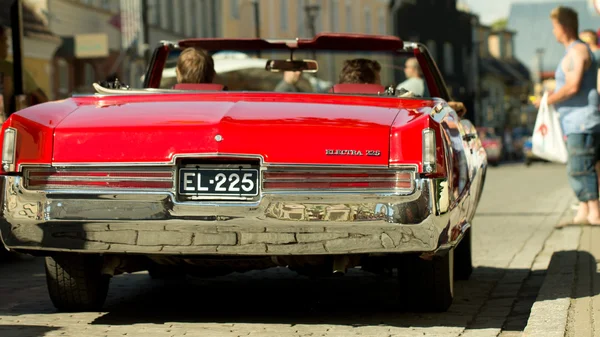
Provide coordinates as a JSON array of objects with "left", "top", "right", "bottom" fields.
[
  {"left": 404, "top": 57, "right": 423, "bottom": 79},
  {"left": 338, "top": 59, "right": 381, "bottom": 85},
  {"left": 176, "top": 47, "right": 216, "bottom": 84}
]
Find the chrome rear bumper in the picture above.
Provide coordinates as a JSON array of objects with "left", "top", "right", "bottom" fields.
[{"left": 0, "top": 176, "right": 461, "bottom": 255}]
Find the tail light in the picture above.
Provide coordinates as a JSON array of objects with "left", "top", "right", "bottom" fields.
[
  {"left": 263, "top": 170, "right": 414, "bottom": 193},
  {"left": 24, "top": 168, "right": 174, "bottom": 190},
  {"left": 2, "top": 128, "right": 17, "bottom": 172},
  {"left": 422, "top": 128, "right": 436, "bottom": 173}
]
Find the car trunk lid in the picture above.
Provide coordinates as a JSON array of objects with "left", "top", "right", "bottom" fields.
[{"left": 52, "top": 94, "right": 428, "bottom": 166}]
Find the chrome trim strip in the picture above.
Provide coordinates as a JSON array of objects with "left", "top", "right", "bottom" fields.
[
  {"left": 0, "top": 175, "right": 465, "bottom": 255},
  {"left": 29, "top": 176, "right": 174, "bottom": 182}
]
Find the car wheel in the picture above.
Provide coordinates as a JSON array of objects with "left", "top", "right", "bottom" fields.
[
  {"left": 45, "top": 254, "right": 110, "bottom": 312},
  {"left": 453, "top": 229, "right": 472, "bottom": 280},
  {"left": 397, "top": 250, "right": 454, "bottom": 312}
]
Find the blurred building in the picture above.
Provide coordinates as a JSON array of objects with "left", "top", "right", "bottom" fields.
[
  {"left": 218, "top": 0, "right": 392, "bottom": 84},
  {"left": 389, "top": 0, "right": 476, "bottom": 122},
  {"left": 0, "top": 0, "right": 61, "bottom": 100},
  {"left": 12, "top": 0, "right": 221, "bottom": 98},
  {"left": 475, "top": 23, "right": 531, "bottom": 132},
  {"left": 23, "top": 0, "right": 123, "bottom": 99},
  {"left": 508, "top": 0, "right": 600, "bottom": 81}
]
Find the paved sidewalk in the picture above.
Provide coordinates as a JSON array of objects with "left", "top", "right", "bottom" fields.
[{"left": 524, "top": 207, "right": 600, "bottom": 337}]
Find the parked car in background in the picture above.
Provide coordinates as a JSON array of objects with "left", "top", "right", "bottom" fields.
[
  {"left": 477, "top": 127, "right": 502, "bottom": 166},
  {"left": 0, "top": 33, "right": 487, "bottom": 313}
]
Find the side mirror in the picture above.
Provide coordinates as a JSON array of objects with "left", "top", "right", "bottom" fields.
[{"left": 265, "top": 59, "right": 319, "bottom": 73}]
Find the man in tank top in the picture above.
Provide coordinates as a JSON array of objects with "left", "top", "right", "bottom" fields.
[{"left": 534, "top": 6, "right": 600, "bottom": 225}]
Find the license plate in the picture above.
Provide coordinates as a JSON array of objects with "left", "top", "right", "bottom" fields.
[{"left": 178, "top": 168, "right": 259, "bottom": 196}]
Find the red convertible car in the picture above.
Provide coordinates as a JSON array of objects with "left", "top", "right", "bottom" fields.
[{"left": 0, "top": 33, "right": 487, "bottom": 312}]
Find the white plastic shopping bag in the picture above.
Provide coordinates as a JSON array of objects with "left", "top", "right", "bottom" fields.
[{"left": 531, "top": 92, "right": 568, "bottom": 163}]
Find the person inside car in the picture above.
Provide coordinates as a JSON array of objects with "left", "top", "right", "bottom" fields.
[
  {"left": 274, "top": 71, "right": 303, "bottom": 92},
  {"left": 338, "top": 58, "right": 382, "bottom": 84},
  {"left": 396, "top": 57, "right": 429, "bottom": 97},
  {"left": 337, "top": 58, "right": 467, "bottom": 117},
  {"left": 175, "top": 47, "right": 216, "bottom": 84}
]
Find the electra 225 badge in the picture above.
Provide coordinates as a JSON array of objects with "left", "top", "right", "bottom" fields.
[{"left": 325, "top": 149, "right": 382, "bottom": 156}]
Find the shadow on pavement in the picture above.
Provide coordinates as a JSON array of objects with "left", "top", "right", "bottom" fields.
[
  {"left": 0, "top": 325, "right": 60, "bottom": 337},
  {"left": 85, "top": 250, "right": 593, "bottom": 330},
  {"left": 0, "top": 251, "right": 592, "bottom": 332}
]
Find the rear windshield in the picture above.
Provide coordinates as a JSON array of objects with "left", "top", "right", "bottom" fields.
[{"left": 158, "top": 49, "right": 433, "bottom": 98}]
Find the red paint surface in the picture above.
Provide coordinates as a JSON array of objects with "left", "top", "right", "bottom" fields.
[
  {"left": 1, "top": 99, "right": 79, "bottom": 172},
  {"left": 6, "top": 92, "right": 442, "bottom": 171},
  {"left": 50, "top": 93, "right": 435, "bottom": 166}
]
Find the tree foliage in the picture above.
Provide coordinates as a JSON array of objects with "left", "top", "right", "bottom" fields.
[{"left": 492, "top": 18, "right": 508, "bottom": 31}]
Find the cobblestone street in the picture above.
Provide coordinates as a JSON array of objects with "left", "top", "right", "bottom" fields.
[{"left": 0, "top": 163, "right": 576, "bottom": 337}]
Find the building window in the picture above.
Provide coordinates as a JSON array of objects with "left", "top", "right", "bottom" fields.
[
  {"left": 315, "top": 6, "right": 323, "bottom": 34},
  {"left": 57, "top": 58, "right": 69, "bottom": 97},
  {"left": 166, "top": 2, "right": 174, "bottom": 31},
  {"left": 364, "top": 6, "right": 371, "bottom": 34},
  {"left": 427, "top": 40, "right": 437, "bottom": 61},
  {"left": 185, "top": 0, "right": 195, "bottom": 36},
  {"left": 175, "top": 0, "right": 184, "bottom": 33},
  {"left": 297, "top": 0, "right": 305, "bottom": 37},
  {"left": 378, "top": 8, "right": 385, "bottom": 34},
  {"left": 280, "top": 0, "right": 288, "bottom": 31},
  {"left": 148, "top": 0, "right": 159, "bottom": 26},
  {"left": 444, "top": 42, "right": 454, "bottom": 75},
  {"left": 231, "top": 0, "right": 239, "bottom": 19},
  {"left": 196, "top": 0, "right": 205, "bottom": 37},
  {"left": 160, "top": 0, "right": 169, "bottom": 30},
  {"left": 345, "top": 1, "right": 352, "bottom": 32},
  {"left": 332, "top": 0, "right": 339, "bottom": 32}
]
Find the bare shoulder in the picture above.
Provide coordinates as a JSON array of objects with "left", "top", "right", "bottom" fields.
[{"left": 570, "top": 43, "right": 590, "bottom": 60}]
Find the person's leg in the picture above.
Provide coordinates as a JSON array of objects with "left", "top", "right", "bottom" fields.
[
  {"left": 566, "top": 134, "right": 600, "bottom": 224},
  {"left": 596, "top": 161, "right": 600, "bottom": 192}
]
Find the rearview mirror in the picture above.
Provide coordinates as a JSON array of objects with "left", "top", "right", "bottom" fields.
[{"left": 265, "top": 59, "right": 319, "bottom": 73}]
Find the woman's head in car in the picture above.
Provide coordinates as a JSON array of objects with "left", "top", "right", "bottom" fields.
[{"left": 338, "top": 59, "right": 381, "bottom": 85}]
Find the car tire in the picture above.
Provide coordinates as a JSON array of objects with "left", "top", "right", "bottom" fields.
[
  {"left": 45, "top": 254, "right": 110, "bottom": 312},
  {"left": 397, "top": 250, "right": 454, "bottom": 312},
  {"left": 453, "top": 229, "right": 472, "bottom": 280}
]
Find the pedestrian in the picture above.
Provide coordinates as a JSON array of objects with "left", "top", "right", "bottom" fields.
[
  {"left": 579, "top": 29, "right": 600, "bottom": 95},
  {"left": 503, "top": 127, "right": 514, "bottom": 161},
  {"left": 534, "top": 6, "right": 600, "bottom": 225}
]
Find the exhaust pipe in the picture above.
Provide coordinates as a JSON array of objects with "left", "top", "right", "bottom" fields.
[{"left": 332, "top": 256, "right": 349, "bottom": 275}]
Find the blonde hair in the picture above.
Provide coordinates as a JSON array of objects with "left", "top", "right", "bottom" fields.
[
  {"left": 580, "top": 30, "right": 598, "bottom": 45},
  {"left": 176, "top": 47, "right": 215, "bottom": 84},
  {"left": 550, "top": 6, "right": 578, "bottom": 37}
]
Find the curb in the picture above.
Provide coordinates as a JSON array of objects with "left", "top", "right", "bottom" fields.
[{"left": 523, "top": 205, "right": 582, "bottom": 337}]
